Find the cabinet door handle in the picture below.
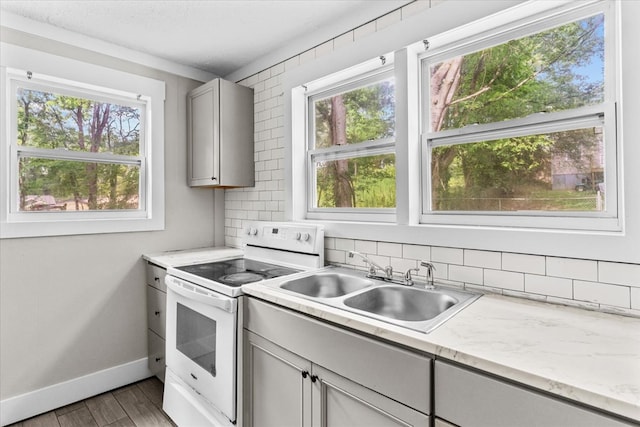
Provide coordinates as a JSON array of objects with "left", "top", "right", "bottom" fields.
[
  {"left": 211, "top": 176, "right": 217, "bottom": 181},
  {"left": 155, "top": 357, "right": 163, "bottom": 362},
  {"left": 301, "top": 370, "right": 309, "bottom": 379},
  {"left": 310, "top": 374, "right": 318, "bottom": 383},
  {"left": 154, "top": 310, "right": 161, "bottom": 316},
  {"left": 154, "top": 277, "right": 160, "bottom": 282}
]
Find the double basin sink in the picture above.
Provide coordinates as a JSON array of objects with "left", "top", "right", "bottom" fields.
[{"left": 271, "top": 266, "right": 481, "bottom": 333}]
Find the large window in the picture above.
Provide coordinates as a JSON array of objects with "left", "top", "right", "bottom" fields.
[
  {"left": 288, "top": 0, "right": 633, "bottom": 263},
  {"left": 420, "top": 2, "right": 617, "bottom": 230},
  {"left": 1, "top": 44, "right": 165, "bottom": 238},
  {"left": 305, "top": 61, "right": 396, "bottom": 221}
]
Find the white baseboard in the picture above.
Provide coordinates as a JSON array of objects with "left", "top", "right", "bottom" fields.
[{"left": 0, "top": 357, "right": 154, "bottom": 426}]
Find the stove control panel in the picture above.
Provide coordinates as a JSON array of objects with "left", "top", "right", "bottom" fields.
[{"left": 244, "top": 222, "right": 324, "bottom": 255}]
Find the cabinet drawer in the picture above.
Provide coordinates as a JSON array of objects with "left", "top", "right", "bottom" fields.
[
  {"left": 246, "top": 298, "right": 432, "bottom": 415},
  {"left": 435, "top": 360, "right": 633, "bottom": 427},
  {"left": 146, "top": 262, "right": 167, "bottom": 292},
  {"left": 148, "top": 329, "right": 166, "bottom": 381},
  {"left": 147, "top": 285, "right": 167, "bottom": 338}
]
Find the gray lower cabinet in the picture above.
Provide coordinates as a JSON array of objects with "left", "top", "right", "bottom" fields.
[
  {"left": 244, "top": 298, "right": 431, "bottom": 427},
  {"left": 145, "top": 262, "right": 167, "bottom": 381},
  {"left": 434, "top": 360, "right": 634, "bottom": 427}
]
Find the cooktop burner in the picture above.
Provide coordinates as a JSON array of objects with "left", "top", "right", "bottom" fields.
[{"left": 176, "top": 258, "right": 301, "bottom": 287}]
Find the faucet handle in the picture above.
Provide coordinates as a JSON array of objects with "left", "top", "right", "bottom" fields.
[{"left": 403, "top": 267, "right": 420, "bottom": 286}]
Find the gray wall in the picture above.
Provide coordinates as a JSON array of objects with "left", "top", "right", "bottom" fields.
[{"left": 0, "top": 28, "right": 215, "bottom": 400}]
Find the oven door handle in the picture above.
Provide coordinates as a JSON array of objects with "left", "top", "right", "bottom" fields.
[{"left": 166, "top": 276, "right": 237, "bottom": 313}]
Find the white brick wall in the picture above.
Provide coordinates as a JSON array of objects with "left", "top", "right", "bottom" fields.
[{"left": 225, "top": 0, "right": 640, "bottom": 317}]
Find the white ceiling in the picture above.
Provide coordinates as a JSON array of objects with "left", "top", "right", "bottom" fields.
[{"left": 0, "top": 0, "right": 411, "bottom": 81}]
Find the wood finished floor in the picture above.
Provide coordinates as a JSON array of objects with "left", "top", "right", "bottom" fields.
[{"left": 9, "top": 377, "right": 176, "bottom": 427}]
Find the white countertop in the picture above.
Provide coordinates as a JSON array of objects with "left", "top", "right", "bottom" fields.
[
  {"left": 142, "top": 246, "right": 243, "bottom": 269},
  {"left": 243, "top": 271, "right": 640, "bottom": 422}
]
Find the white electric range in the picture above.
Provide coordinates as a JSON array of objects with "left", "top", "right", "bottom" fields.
[{"left": 162, "top": 222, "right": 325, "bottom": 426}]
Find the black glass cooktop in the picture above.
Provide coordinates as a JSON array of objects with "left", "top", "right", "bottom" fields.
[{"left": 176, "top": 258, "right": 300, "bottom": 287}]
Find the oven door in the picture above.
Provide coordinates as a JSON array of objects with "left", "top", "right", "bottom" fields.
[{"left": 165, "top": 275, "right": 237, "bottom": 422}]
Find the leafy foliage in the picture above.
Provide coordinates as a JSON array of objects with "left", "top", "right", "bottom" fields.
[
  {"left": 17, "top": 88, "right": 141, "bottom": 211},
  {"left": 430, "top": 14, "right": 605, "bottom": 211}
]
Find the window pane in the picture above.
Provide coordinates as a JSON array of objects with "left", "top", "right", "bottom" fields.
[
  {"left": 315, "top": 154, "right": 396, "bottom": 208},
  {"left": 429, "top": 14, "right": 604, "bottom": 131},
  {"left": 431, "top": 127, "right": 604, "bottom": 211},
  {"left": 313, "top": 78, "right": 395, "bottom": 149},
  {"left": 19, "top": 158, "right": 140, "bottom": 211},
  {"left": 17, "top": 87, "right": 141, "bottom": 155}
]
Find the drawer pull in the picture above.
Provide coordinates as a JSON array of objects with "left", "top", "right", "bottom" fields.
[
  {"left": 191, "top": 373, "right": 198, "bottom": 380},
  {"left": 310, "top": 375, "right": 318, "bottom": 383},
  {"left": 301, "top": 370, "right": 309, "bottom": 379},
  {"left": 154, "top": 277, "right": 160, "bottom": 282}
]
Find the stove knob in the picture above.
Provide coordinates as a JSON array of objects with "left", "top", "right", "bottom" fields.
[
  {"left": 301, "top": 232, "right": 310, "bottom": 242},
  {"left": 294, "top": 232, "right": 302, "bottom": 240},
  {"left": 248, "top": 227, "right": 258, "bottom": 236}
]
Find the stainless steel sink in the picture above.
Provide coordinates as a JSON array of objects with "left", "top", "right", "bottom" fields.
[
  {"left": 280, "top": 273, "right": 373, "bottom": 298},
  {"left": 343, "top": 286, "right": 457, "bottom": 321},
  {"left": 271, "top": 266, "right": 481, "bottom": 334}
]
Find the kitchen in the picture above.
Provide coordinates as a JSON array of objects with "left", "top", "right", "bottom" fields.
[{"left": 1, "top": 0, "right": 639, "bottom": 426}]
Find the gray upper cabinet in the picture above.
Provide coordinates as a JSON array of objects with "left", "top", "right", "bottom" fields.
[{"left": 187, "top": 78, "right": 254, "bottom": 187}]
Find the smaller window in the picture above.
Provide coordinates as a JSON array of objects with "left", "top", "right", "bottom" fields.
[
  {"left": 305, "top": 66, "right": 396, "bottom": 220},
  {"left": 1, "top": 45, "right": 165, "bottom": 238},
  {"left": 14, "top": 84, "right": 145, "bottom": 213}
]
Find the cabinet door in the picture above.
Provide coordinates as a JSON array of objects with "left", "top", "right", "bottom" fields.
[
  {"left": 148, "top": 329, "right": 165, "bottom": 381},
  {"left": 145, "top": 262, "right": 166, "bottom": 292},
  {"left": 435, "top": 360, "right": 633, "bottom": 427},
  {"left": 244, "top": 331, "right": 313, "bottom": 427},
  {"left": 146, "top": 285, "right": 166, "bottom": 338},
  {"left": 313, "top": 365, "right": 430, "bottom": 427},
  {"left": 188, "top": 80, "right": 219, "bottom": 186}
]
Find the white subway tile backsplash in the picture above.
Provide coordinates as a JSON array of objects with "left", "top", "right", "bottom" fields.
[
  {"left": 284, "top": 55, "right": 300, "bottom": 71},
  {"left": 524, "top": 274, "right": 573, "bottom": 299},
  {"left": 574, "top": 280, "right": 630, "bottom": 308},
  {"left": 402, "top": 244, "right": 430, "bottom": 261},
  {"left": 449, "top": 265, "right": 483, "bottom": 285},
  {"left": 354, "top": 21, "right": 376, "bottom": 40},
  {"left": 326, "top": 249, "right": 346, "bottom": 264},
  {"left": 546, "top": 257, "right": 598, "bottom": 282},
  {"left": 354, "top": 240, "right": 377, "bottom": 254},
  {"left": 389, "top": 257, "right": 418, "bottom": 274},
  {"left": 464, "top": 249, "right": 501, "bottom": 269},
  {"left": 401, "top": 0, "right": 429, "bottom": 18},
  {"left": 315, "top": 40, "right": 334, "bottom": 58},
  {"left": 484, "top": 269, "right": 524, "bottom": 292},
  {"left": 598, "top": 262, "right": 640, "bottom": 288},
  {"left": 299, "top": 49, "right": 315, "bottom": 64},
  {"left": 431, "top": 262, "right": 448, "bottom": 280},
  {"left": 335, "top": 238, "right": 355, "bottom": 252},
  {"left": 502, "top": 253, "right": 545, "bottom": 275},
  {"left": 378, "top": 242, "right": 402, "bottom": 257},
  {"left": 376, "top": 9, "right": 402, "bottom": 30},
  {"left": 432, "top": 247, "right": 463, "bottom": 265},
  {"left": 324, "top": 237, "right": 336, "bottom": 250}
]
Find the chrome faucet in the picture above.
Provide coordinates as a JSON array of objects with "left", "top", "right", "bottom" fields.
[
  {"left": 420, "top": 261, "right": 436, "bottom": 289},
  {"left": 348, "top": 251, "right": 393, "bottom": 280},
  {"left": 403, "top": 268, "right": 420, "bottom": 286}
]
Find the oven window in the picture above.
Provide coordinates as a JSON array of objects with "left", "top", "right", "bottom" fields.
[{"left": 176, "top": 303, "right": 217, "bottom": 377}]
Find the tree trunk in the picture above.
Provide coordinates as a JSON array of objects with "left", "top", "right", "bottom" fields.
[
  {"left": 87, "top": 103, "right": 110, "bottom": 209},
  {"left": 330, "top": 95, "right": 353, "bottom": 207},
  {"left": 430, "top": 57, "right": 463, "bottom": 208}
]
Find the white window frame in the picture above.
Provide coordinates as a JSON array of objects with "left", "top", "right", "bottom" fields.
[
  {"left": 286, "top": 0, "right": 638, "bottom": 264},
  {"left": 419, "top": 1, "right": 619, "bottom": 232},
  {"left": 1, "top": 43, "right": 166, "bottom": 238},
  {"left": 302, "top": 55, "right": 397, "bottom": 223}
]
